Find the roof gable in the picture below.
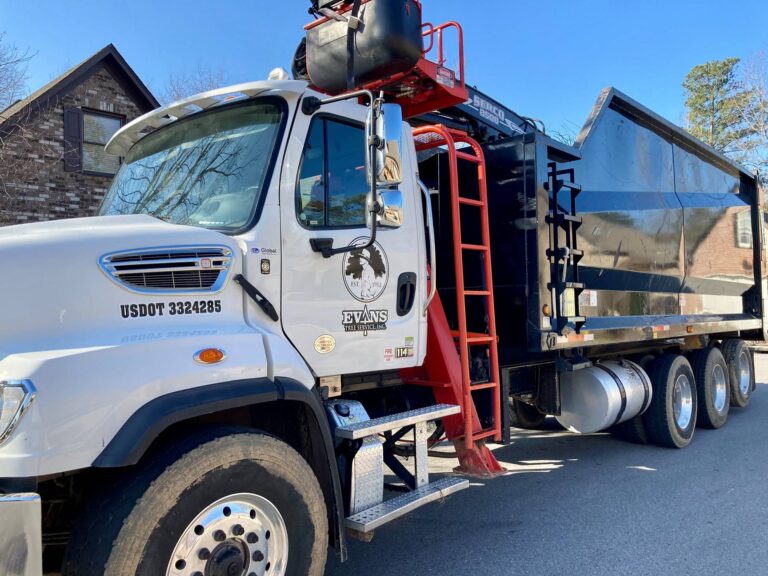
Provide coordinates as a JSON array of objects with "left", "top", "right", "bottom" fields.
[{"left": 0, "top": 44, "right": 158, "bottom": 126}]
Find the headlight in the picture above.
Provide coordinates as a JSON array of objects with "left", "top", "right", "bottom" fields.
[{"left": 0, "top": 380, "right": 36, "bottom": 445}]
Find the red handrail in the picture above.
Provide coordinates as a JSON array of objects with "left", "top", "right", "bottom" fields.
[{"left": 421, "top": 21, "right": 464, "bottom": 84}]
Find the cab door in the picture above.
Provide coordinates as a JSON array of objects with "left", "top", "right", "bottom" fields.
[{"left": 280, "top": 98, "right": 426, "bottom": 377}]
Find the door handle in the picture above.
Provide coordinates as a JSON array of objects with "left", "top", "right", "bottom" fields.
[{"left": 397, "top": 272, "right": 417, "bottom": 316}]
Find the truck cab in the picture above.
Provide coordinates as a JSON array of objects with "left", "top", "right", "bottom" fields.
[
  {"left": 101, "top": 79, "right": 429, "bottom": 381},
  {"left": 0, "top": 78, "right": 471, "bottom": 576}
]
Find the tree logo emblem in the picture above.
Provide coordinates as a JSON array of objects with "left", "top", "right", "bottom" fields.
[{"left": 342, "top": 238, "right": 389, "bottom": 303}]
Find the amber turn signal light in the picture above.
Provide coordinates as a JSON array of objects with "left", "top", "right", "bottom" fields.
[{"left": 194, "top": 348, "right": 226, "bottom": 365}]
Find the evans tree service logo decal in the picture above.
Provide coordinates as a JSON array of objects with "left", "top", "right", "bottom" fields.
[
  {"left": 342, "top": 306, "right": 388, "bottom": 336},
  {"left": 342, "top": 238, "right": 388, "bottom": 302}
]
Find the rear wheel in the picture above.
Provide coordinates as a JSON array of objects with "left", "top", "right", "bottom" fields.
[
  {"left": 63, "top": 429, "right": 328, "bottom": 576},
  {"left": 509, "top": 398, "right": 547, "bottom": 429},
  {"left": 690, "top": 346, "right": 730, "bottom": 429},
  {"left": 720, "top": 339, "right": 755, "bottom": 408},
  {"left": 643, "top": 355, "right": 697, "bottom": 448}
]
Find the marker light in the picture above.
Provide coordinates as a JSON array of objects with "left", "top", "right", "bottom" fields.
[
  {"left": 194, "top": 348, "right": 226, "bottom": 365},
  {"left": 0, "top": 380, "right": 37, "bottom": 445}
]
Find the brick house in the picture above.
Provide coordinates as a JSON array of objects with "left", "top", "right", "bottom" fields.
[{"left": 0, "top": 44, "right": 158, "bottom": 226}]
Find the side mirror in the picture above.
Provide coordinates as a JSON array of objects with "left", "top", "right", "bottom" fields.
[
  {"left": 375, "top": 104, "right": 404, "bottom": 187},
  {"left": 366, "top": 103, "right": 404, "bottom": 188}
]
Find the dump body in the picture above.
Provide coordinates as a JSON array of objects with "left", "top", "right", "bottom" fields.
[{"left": 419, "top": 88, "right": 765, "bottom": 365}]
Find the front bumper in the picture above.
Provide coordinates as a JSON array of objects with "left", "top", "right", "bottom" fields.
[{"left": 0, "top": 493, "right": 42, "bottom": 576}]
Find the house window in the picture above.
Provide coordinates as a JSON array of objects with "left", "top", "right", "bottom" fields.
[
  {"left": 82, "top": 112, "right": 122, "bottom": 174},
  {"left": 63, "top": 108, "right": 123, "bottom": 175},
  {"left": 296, "top": 117, "right": 368, "bottom": 228},
  {"left": 736, "top": 210, "right": 752, "bottom": 249}
]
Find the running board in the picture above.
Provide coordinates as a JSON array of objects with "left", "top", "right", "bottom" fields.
[
  {"left": 335, "top": 404, "right": 460, "bottom": 440},
  {"left": 345, "top": 476, "right": 469, "bottom": 533}
]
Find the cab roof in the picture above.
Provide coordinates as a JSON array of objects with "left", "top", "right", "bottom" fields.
[{"left": 106, "top": 80, "right": 309, "bottom": 156}]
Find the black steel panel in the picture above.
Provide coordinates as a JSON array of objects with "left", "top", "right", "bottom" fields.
[{"left": 422, "top": 87, "right": 763, "bottom": 362}]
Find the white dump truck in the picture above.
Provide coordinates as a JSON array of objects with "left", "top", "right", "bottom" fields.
[{"left": 0, "top": 1, "right": 762, "bottom": 575}]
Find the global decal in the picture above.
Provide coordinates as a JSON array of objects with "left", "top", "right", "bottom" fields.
[
  {"left": 342, "top": 238, "right": 388, "bottom": 303},
  {"left": 341, "top": 306, "right": 388, "bottom": 336}
]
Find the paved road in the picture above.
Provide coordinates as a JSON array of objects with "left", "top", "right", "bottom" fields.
[{"left": 326, "top": 354, "right": 768, "bottom": 576}]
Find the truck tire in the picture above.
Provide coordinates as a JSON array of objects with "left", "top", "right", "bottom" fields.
[
  {"left": 690, "top": 346, "right": 730, "bottom": 429},
  {"left": 509, "top": 398, "right": 547, "bottom": 429},
  {"left": 643, "top": 355, "right": 697, "bottom": 448},
  {"left": 720, "top": 339, "right": 755, "bottom": 408},
  {"left": 63, "top": 429, "right": 328, "bottom": 576}
]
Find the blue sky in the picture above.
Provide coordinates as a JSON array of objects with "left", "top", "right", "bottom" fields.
[{"left": 2, "top": 0, "right": 767, "bottom": 136}]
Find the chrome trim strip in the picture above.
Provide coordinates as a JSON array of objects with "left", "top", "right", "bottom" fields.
[
  {"left": 99, "top": 244, "right": 233, "bottom": 295},
  {"left": 0, "top": 380, "right": 37, "bottom": 446}
]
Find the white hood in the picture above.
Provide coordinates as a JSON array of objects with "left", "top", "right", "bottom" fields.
[{"left": 0, "top": 215, "right": 242, "bottom": 358}]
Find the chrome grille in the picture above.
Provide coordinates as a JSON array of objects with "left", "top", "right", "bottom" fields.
[{"left": 100, "top": 246, "right": 232, "bottom": 293}]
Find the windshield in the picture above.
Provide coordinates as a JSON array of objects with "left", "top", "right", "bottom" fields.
[{"left": 99, "top": 101, "right": 283, "bottom": 232}]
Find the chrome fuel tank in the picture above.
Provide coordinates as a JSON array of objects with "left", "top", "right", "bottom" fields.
[{"left": 556, "top": 360, "right": 652, "bottom": 434}]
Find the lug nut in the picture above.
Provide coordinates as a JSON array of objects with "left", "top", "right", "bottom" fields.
[
  {"left": 247, "top": 532, "right": 259, "bottom": 544},
  {"left": 213, "top": 529, "right": 226, "bottom": 542},
  {"left": 252, "top": 550, "right": 265, "bottom": 562},
  {"left": 198, "top": 548, "right": 211, "bottom": 560},
  {"left": 232, "top": 524, "right": 244, "bottom": 536}
]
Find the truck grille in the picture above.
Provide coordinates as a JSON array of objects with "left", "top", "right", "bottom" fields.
[{"left": 100, "top": 246, "right": 233, "bottom": 293}]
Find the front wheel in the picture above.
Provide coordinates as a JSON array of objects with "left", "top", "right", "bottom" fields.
[{"left": 63, "top": 429, "right": 328, "bottom": 576}]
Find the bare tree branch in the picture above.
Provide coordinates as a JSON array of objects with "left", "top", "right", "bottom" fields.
[
  {"left": 0, "top": 32, "right": 32, "bottom": 112},
  {"left": 0, "top": 101, "right": 65, "bottom": 222},
  {"left": 735, "top": 52, "right": 768, "bottom": 183},
  {"left": 159, "top": 63, "right": 228, "bottom": 104}
]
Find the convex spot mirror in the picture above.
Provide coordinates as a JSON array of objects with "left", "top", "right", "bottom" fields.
[{"left": 366, "top": 189, "right": 404, "bottom": 229}]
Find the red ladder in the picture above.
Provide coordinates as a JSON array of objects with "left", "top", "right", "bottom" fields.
[{"left": 404, "top": 124, "right": 503, "bottom": 476}]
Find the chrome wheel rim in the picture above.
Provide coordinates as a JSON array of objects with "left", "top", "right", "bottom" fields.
[
  {"left": 673, "top": 374, "right": 694, "bottom": 429},
  {"left": 738, "top": 351, "right": 751, "bottom": 395},
  {"left": 712, "top": 363, "right": 727, "bottom": 413},
  {"left": 166, "top": 493, "right": 288, "bottom": 576}
]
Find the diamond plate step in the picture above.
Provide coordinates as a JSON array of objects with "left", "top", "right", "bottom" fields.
[
  {"left": 345, "top": 476, "right": 469, "bottom": 533},
  {"left": 334, "top": 404, "right": 460, "bottom": 440}
]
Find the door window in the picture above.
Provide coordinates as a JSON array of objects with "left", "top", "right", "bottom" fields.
[{"left": 296, "top": 117, "right": 367, "bottom": 228}]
